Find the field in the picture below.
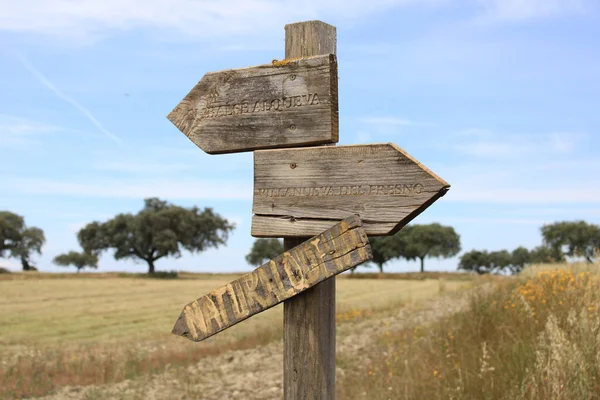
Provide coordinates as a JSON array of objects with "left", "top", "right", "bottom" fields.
[
  {"left": 338, "top": 263, "right": 600, "bottom": 400},
  {"left": 3, "top": 265, "right": 597, "bottom": 400},
  {"left": 0, "top": 272, "right": 472, "bottom": 399}
]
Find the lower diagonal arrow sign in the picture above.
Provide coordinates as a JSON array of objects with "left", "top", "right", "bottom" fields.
[
  {"left": 251, "top": 143, "right": 450, "bottom": 237},
  {"left": 172, "top": 215, "right": 371, "bottom": 342}
]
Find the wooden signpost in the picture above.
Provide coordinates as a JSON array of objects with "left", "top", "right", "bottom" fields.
[
  {"left": 168, "top": 54, "right": 338, "bottom": 154},
  {"left": 167, "top": 20, "right": 450, "bottom": 400},
  {"left": 252, "top": 143, "right": 449, "bottom": 237},
  {"left": 172, "top": 215, "right": 371, "bottom": 342}
]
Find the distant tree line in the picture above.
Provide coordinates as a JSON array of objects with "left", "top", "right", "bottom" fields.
[
  {"left": 1, "top": 198, "right": 235, "bottom": 274},
  {"left": 246, "top": 223, "right": 461, "bottom": 273},
  {"left": 246, "top": 221, "right": 600, "bottom": 275},
  {"left": 459, "top": 221, "right": 600, "bottom": 275},
  {"left": 2, "top": 200, "right": 599, "bottom": 276}
]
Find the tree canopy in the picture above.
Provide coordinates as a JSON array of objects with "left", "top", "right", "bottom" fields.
[
  {"left": 488, "top": 250, "right": 513, "bottom": 273},
  {"left": 529, "top": 245, "right": 563, "bottom": 264},
  {"left": 0, "top": 211, "right": 24, "bottom": 257},
  {"left": 367, "top": 236, "right": 405, "bottom": 273},
  {"left": 0, "top": 211, "right": 45, "bottom": 270},
  {"left": 53, "top": 251, "right": 98, "bottom": 272},
  {"left": 77, "top": 198, "right": 236, "bottom": 274},
  {"left": 458, "top": 250, "right": 491, "bottom": 274},
  {"left": 459, "top": 245, "right": 566, "bottom": 275},
  {"left": 364, "top": 223, "right": 460, "bottom": 273},
  {"left": 459, "top": 249, "right": 533, "bottom": 275},
  {"left": 541, "top": 221, "right": 600, "bottom": 263},
  {"left": 403, "top": 224, "right": 461, "bottom": 273},
  {"left": 511, "top": 246, "right": 531, "bottom": 272},
  {"left": 245, "top": 238, "right": 283, "bottom": 266}
]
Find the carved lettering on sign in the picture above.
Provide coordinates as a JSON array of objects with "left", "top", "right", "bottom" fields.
[
  {"left": 255, "top": 184, "right": 424, "bottom": 198},
  {"left": 199, "top": 93, "right": 321, "bottom": 121},
  {"left": 172, "top": 215, "right": 372, "bottom": 342}
]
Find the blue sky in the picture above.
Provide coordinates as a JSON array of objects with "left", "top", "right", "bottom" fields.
[{"left": 1, "top": 0, "right": 599, "bottom": 273}]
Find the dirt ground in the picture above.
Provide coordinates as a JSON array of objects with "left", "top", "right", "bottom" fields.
[{"left": 37, "top": 289, "right": 471, "bottom": 400}]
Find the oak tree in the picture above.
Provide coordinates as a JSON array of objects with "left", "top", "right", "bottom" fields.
[
  {"left": 458, "top": 250, "right": 491, "bottom": 274},
  {"left": 78, "top": 198, "right": 235, "bottom": 274},
  {"left": 246, "top": 238, "right": 283, "bottom": 266},
  {"left": 0, "top": 211, "right": 45, "bottom": 271},
  {"left": 53, "top": 251, "right": 98, "bottom": 272},
  {"left": 541, "top": 221, "right": 600, "bottom": 263},
  {"left": 511, "top": 246, "right": 531, "bottom": 273},
  {"left": 403, "top": 224, "right": 461, "bottom": 273},
  {"left": 367, "top": 236, "right": 405, "bottom": 273}
]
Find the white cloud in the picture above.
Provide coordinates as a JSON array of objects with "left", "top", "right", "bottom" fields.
[
  {"left": 475, "top": 0, "right": 588, "bottom": 22},
  {"left": 4, "top": 178, "right": 253, "bottom": 201},
  {"left": 0, "top": 0, "right": 441, "bottom": 41},
  {"left": 549, "top": 132, "right": 582, "bottom": 153},
  {"left": 17, "top": 56, "right": 122, "bottom": 144},
  {"left": 354, "top": 131, "right": 372, "bottom": 143},
  {"left": 456, "top": 140, "right": 533, "bottom": 158},
  {"left": 452, "top": 129, "right": 586, "bottom": 158},
  {"left": 445, "top": 185, "right": 600, "bottom": 204},
  {"left": 418, "top": 216, "right": 551, "bottom": 225},
  {"left": 347, "top": 116, "right": 438, "bottom": 143},
  {"left": 90, "top": 146, "right": 254, "bottom": 175},
  {"left": 94, "top": 162, "right": 190, "bottom": 174},
  {"left": 0, "top": 115, "right": 61, "bottom": 147}
]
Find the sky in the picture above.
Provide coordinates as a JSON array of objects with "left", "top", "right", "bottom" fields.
[{"left": 1, "top": 0, "right": 599, "bottom": 274}]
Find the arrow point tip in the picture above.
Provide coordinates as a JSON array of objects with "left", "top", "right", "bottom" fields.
[{"left": 171, "top": 314, "right": 189, "bottom": 337}]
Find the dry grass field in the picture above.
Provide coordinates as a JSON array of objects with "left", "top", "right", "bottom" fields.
[
  {"left": 8, "top": 266, "right": 594, "bottom": 400},
  {"left": 0, "top": 272, "right": 472, "bottom": 399},
  {"left": 338, "top": 263, "right": 600, "bottom": 400}
]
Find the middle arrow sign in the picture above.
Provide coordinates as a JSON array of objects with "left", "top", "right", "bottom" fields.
[{"left": 251, "top": 143, "right": 450, "bottom": 237}]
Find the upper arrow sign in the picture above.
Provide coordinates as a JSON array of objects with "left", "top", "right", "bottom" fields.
[
  {"left": 167, "top": 54, "right": 339, "bottom": 155},
  {"left": 251, "top": 143, "right": 450, "bottom": 237}
]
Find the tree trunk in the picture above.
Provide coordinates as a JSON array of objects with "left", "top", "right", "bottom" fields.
[
  {"left": 378, "top": 263, "right": 383, "bottom": 273},
  {"left": 21, "top": 257, "right": 31, "bottom": 271},
  {"left": 420, "top": 257, "right": 425, "bottom": 273},
  {"left": 147, "top": 259, "right": 155, "bottom": 274}
]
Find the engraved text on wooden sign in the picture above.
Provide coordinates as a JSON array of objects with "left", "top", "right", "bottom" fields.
[
  {"left": 172, "top": 215, "right": 371, "bottom": 342},
  {"left": 251, "top": 143, "right": 450, "bottom": 237},
  {"left": 167, "top": 54, "right": 338, "bottom": 155}
]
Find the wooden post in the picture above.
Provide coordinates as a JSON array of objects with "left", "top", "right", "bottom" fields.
[{"left": 283, "top": 20, "right": 337, "bottom": 400}]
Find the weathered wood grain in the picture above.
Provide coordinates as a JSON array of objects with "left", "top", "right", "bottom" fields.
[
  {"left": 171, "top": 215, "right": 371, "bottom": 342},
  {"left": 285, "top": 20, "right": 337, "bottom": 59},
  {"left": 283, "top": 20, "right": 338, "bottom": 400},
  {"left": 251, "top": 143, "right": 450, "bottom": 238},
  {"left": 167, "top": 54, "right": 339, "bottom": 155},
  {"left": 284, "top": 270, "right": 335, "bottom": 400}
]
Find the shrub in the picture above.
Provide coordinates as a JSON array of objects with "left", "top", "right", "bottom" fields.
[{"left": 145, "top": 270, "right": 178, "bottom": 279}]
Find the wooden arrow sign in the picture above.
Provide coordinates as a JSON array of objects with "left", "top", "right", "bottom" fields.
[
  {"left": 172, "top": 215, "right": 371, "bottom": 342},
  {"left": 251, "top": 143, "right": 450, "bottom": 237},
  {"left": 167, "top": 54, "right": 338, "bottom": 155}
]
